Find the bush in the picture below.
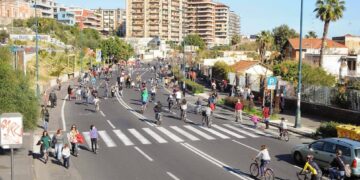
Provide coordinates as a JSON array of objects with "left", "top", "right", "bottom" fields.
[
  {"left": 315, "top": 121, "right": 339, "bottom": 138},
  {"left": 0, "top": 47, "right": 39, "bottom": 130},
  {"left": 183, "top": 79, "right": 204, "bottom": 94}
]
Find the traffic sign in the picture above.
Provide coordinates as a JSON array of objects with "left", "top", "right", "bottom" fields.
[{"left": 267, "top": 76, "right": 277, "bottom": 90}]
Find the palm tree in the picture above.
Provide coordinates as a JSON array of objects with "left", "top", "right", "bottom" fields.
[
  {"left": 305, "top": 31, "right": 318, "bottom": 38},
  {"left": 314, "top": 0, "right": 345, "bottom": 67},
  {"left": 256, "top": 31, "right": 273, "bottom": 63}
]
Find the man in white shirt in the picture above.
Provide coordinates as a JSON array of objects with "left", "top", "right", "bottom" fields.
[{"left": 175, "top": 90, "right": 182, "bottom": 104}]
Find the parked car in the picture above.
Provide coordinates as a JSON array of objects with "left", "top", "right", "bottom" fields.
[{"left": 291, "top": 138, "right": 360, "bottom": 177}]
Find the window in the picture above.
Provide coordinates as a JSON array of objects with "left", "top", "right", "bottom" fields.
[
  {"left": 310, "top": 141, "right": 324, "bottom": 151},
  {"left": 336, "top": 145, "right": 351, "bottom": 157},
  {"left": 323, "top": 142, "right": 336, "bottom": 153},
  {"left": 62, "top": 14, "right": 65, "bottom": 18},
  {"left": 355, "top": 149, "right": 360, "bottom": 158}
]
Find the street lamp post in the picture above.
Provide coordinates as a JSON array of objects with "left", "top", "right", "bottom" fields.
[
  {"left": 35, "top": 0, "right": 40, "bottom": 97},
  {"left": 295, "top": 0, "right": 304, "bottom": 128}
]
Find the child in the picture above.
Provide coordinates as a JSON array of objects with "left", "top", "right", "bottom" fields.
[
  {"left": 62, "top": 143, "right": 71, "bottom": 168},
  {"left": 195, "top": 98, "right": 202, "bottom": 114},
  {"left": 251, "top": 115, "right": 260, "bottom": 128}
]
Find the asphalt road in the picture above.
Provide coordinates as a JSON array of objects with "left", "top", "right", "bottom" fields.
[{"left": 60, "top": 65, "right": 315, "bottom": 180}]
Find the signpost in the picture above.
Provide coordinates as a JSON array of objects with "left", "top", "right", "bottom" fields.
[
  {"left": 267, "top": 77, "right": 278, "bottom": 115},
  {"left": 0, "top": 113, "right": 23, "bottom": 180}
]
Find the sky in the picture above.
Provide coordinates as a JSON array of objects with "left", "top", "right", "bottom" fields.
[{"left": 57, "top": 0, "right": 360, "bottom": 37}]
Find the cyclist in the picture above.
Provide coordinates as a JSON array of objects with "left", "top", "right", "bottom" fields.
[
  {"left": 279, "top": 117, "right": 288, "bottom": 138},
  {"left": 299, "top": 155, "right": 321, "bottom": 180},
  {"left": 167, "top": 94, "right": 175, "bottom": 110},
  {"left": 253, "top": 145, "right": 271, "bottom": 178},
  {"left": 329, "top": 150, "right": 346, "bottom": 180},
  {"left": 202, "top": 105, "right": 212, "bottom": 127},
  {"left": 93, "top": 96, "right": 100, "bottom": 111},
  {"left": 153, "top": 101, "right": 162, "bottom": 124},
  {"left": 195, "top": 98, "right": 202, "bottom": 114},
  {"left": 175, "top": 89, "right": 182, "bottom": 105},
  {"left": 150, "top": 86, "right": 156, "bottom": 102},
  {"left": 180, "top": 99, "right": 187, "bottom": 122}
]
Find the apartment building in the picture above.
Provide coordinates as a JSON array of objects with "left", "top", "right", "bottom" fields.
[
  {"left": 229, "top": 11, "right": 240, "bottom": 37},
  {"left": 70, "top": 8, "right": 101, "bottom": 30},
  {"left": 214, "top": 3, "right": 229, "bottom": 45},
  {"left": 126, "top": 0, "right": 187, "bottom": 43},
  {"left": 0, "top": 0, "right": 34, "bottom": 25},
  {"left": 93, "top": 8, "right": 126, "bottom": 36},
  {"left": 187, "top": 0, "right": 216, "bottom": 46},
  {"left": 53, "top": 3, "right": 75, "bottom": 25}
]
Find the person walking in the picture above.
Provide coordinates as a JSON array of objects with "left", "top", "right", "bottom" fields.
[
  {"left": 41, "top": 106, "right": 50, "bottom": 131},
  {"left": 67, "top": 85, "right": 73, "bottom": 101},
  {"left": 69, "top": 125, "right": 80, "bottom": 157},
  {"left": 62, "top": 143, "right": 71, "bottom": 169},
  {"left": 53, "top": 129, "right": 65, "bottom": 161},
  {"left": 262, "top": 106, "right": 270, "bottom": 129},
  {"left": 234, "top": 99, "right": 243, "bottom": 123},
  {"left": 39, "top": 130, "right": 51, "bottom": 164},
  {"left": 280, "top": 93, "right": 285, "bottom": 113},
  {"left": 49, "top": 90, "right": 57, "bottom": 108},
  {"left": 90, "top": 125, "right": 98, "bottom": 154},
  {"left": 76, "top": 87, "right": 82, "bottom": 101}
]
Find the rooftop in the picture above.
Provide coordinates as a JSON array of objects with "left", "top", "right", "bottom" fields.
[
  {"left": 288, "top": 38, "right": 347, "bottom": 49},
  {"left": 231, "top": 60, "right": 262, "bottom": 72}
]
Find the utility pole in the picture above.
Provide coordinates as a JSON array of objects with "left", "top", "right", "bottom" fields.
[
  {"left": 35, "top": 0, "right": 40, "bottom": 97},
  {"left": 295, "top": 0, "right": 304, "bottom": 128}
]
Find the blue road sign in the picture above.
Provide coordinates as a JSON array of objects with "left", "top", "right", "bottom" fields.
[{"left": 267, "top": 76, "right": 277, "bottom": 90}]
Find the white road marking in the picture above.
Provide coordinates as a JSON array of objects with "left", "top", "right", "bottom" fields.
[
  {"left": 238, "top": 124, "right": 272, "bottom": 137},
  {"left": 157, "top": 127, "right": 184, "bottom": 143},
  {"left": 113, "top": 129, "right": 134, "bottom": 146},
  {"left": 170, "top": 126, "right": 200, "bottom": 141},
  {"left": 200, "top": 126, "right": 230, "bottom": 139},
  {"left": 211, "top": 124, "right": 245, "bottom": 139},
  {"left": 100, "top": 110, "right": 106, "bottom": 117},
  {"left": 82, "top": 132, "right": 92, "bottom": 148},
  {"left": 143, "top": 128, "right": 168, "bottom": 144},
  {"left": 181, "top": 143, "right": 252, "bottom": 180},
  {"left": 98, "top": 131, "right": 116, "bottom": 147},
  {"left": 107, "top": 120, "right": 116, "bottom": 129},
  {"left": 223, "top": 124, "right": 259, "bottom": 138},
  {"left": 128, "top": 129, "right": 151, "bottom": 144},
  {"left": 61, "top": 94, "right": 68, "bottom": 131},
  {"left": 184, "top": 125, "right": 215, "bottom": 140},
  {"left": 134, "top": 146, "right": 153, "bottom": 162},
  {"left": 232, "top": 140, "right": 259, "bottom": 152},
  {"left": 166, "top": 172, "right": 180, "bottom": 180}
]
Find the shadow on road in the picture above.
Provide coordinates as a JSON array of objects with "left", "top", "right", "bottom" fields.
[{"left": 84, "top": 108, "right": 96, "bottom": 113}]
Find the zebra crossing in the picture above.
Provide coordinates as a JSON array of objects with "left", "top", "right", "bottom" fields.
[{"left": 78, "top": 124, "right": 275, "bottom": 149}]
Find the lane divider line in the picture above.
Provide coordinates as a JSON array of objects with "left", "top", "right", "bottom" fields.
[
  {"left": 180, "top": 143, "right": 252, "bottom": 180},
  {"left": 106, "top": 120, "right": 116, "bottom": 129},
  {"left": 61, "top": 94, "right": 68, "bottom": 131},
  {"left": 166, "top": 172, "right": 180, "bottom": 180},
  {"left": 134, "top": 146, "right": 153, "bottom": 162},
  {"left": 100, "top": 110, "right": 106, "bottom": 117}
]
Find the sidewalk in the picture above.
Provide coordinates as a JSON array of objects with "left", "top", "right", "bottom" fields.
[{"left": 181, "top": 83, "right": 324, "bottom": 138}]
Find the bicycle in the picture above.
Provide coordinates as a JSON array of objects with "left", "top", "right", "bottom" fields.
[
  {"left": 204, "top": 115, "right": 212, "bottom": 128},
  {"left": 141, "top": 103, "right": 147, "bottom": 114},
  {"left": 279, "top": 129, "right": 289, "bottom": 142},
  {"left": 249, "top": 160, "right": 275, "bottom": 180},
  {"left": 180, "top": 110, "right": 187, "bottom": 122},
  {"left": 296, "top": 171, "right": 311, "bottom": 180},
  {"left": 155, "top": 113, "right": 162, "bottom": 125}
]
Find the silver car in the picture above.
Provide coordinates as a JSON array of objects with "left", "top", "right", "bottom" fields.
[{"left": 291, "top": 138, "right": 360, "bottom": 177}]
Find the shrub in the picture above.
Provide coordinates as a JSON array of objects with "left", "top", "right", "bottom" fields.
[
  {"left": 183, "top": 79, "right": 204, "bottom": 94},
  {"left": 315, "top": 121, "right": 339, "bottom": 138}
]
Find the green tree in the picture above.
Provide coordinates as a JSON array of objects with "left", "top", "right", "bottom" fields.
[
  {"left": 305, "top": 31, "right": 318, "bottom": 38},
  {"left": 182, "top": 34, "right": 206, "bottom": 50},
  {"left": 212, "top": 61, "right": 234, "bottom": 81},
  {"left": 100, "top": 37, "right": 134, "bottom": 63},
  {"left": 256, "top": 31, "right": 273, "bottom": 63},
  {"left": 0, "top": 30, "right": 9, "bottom": 43},
  {"left": 314, "top": 0, "right": 345, "bottom": 67},
  {"left": 231, "top": 35, "right": 241, "bottom": 46},
  {"left": 272, "top": 24, "right": 299, "bottom": 53},
  {"left": 0, "top": 47, "right": 39, "bottom": 130},
  {"left": 273, "top": 60, "right": 336, "bottom": 86}
]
